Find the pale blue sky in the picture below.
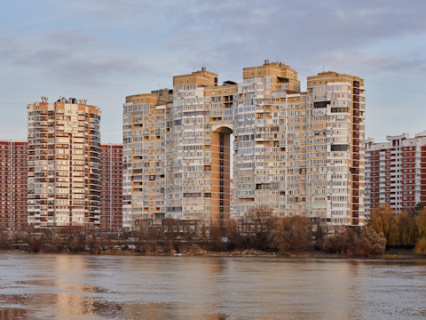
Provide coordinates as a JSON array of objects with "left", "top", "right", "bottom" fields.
[{"left": 0, "top": 0, "right": 425, "bottom": 143}]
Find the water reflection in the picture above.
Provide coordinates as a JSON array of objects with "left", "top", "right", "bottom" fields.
[
  {"left": 0, "top": 254, "right": 424, "bottom": 319},
  {"left": 0, "top": 307, "right": 27, "bottom": 319}
]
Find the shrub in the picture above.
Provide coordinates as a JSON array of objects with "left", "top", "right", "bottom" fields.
[
  {"left": 414, "top": 237, "right": 426, "bottom": 255},
  {"left": 323, "top": 227, "right": 386, "bottom": 257},
  {"left": 0, "top": 233, "right": 12, "bottom": 250},
  {"left": 361, "top": 226, "right": 386, "bottom": 255}
]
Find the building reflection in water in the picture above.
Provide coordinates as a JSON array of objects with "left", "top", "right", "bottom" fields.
[
  {"left": 53, "top": 255, "right": 94, "bottom": 318},
  {"left": 1, "top": 255, "right": 365, "bottom": 319},
  {"left": 119, "top": 256, "right": 231, "bottom": 319},
  {"left": 0, "top": 253, "right": 421, "bottom": 320},
  {"left": 0, "top": 308, "right": 27, "bottom": 319}
]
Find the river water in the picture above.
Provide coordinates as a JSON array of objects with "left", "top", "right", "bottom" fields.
[{"left": 0, "top": 253, "right": 424, "bottom": 320}]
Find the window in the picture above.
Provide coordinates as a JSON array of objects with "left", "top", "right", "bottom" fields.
[{"left": 331, "top": 144, "right": 349, "bottom": 152}]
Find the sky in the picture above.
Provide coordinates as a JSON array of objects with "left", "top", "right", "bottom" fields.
[{"left": 0, "top": 0, "right": 425, "bottom": 143}]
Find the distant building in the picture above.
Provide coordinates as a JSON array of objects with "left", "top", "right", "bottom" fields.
[
  {"left": 27, "top": 97, "right": 101, "bottom": 228},
  {"left": 365, "top": 131, "right": 426, "bottom": 217},
  {"left": 0, "top": 140, "right": 27, "bottom": 230},
  {"left": 123, "top": 60, "right": 366, "bottom": 230},
  {"left": 100, "top": 144, "right": 123, "bottom": 232}
]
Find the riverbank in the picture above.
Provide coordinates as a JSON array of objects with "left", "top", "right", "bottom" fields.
[
  {"left": 208, "top": 248, "right": 426, "bottom": 260},
  {"left": 2, "top": 246, "right": 424, "bottom": 260}
]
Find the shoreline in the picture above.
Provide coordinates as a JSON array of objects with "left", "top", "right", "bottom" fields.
[{"left": 2, "top": 248, "right": 424, "bottom": 260}]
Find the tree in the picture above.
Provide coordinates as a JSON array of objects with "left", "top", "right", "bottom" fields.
[
  {"left": 323, "top": 227, "right": 386, "bottom": 257},
  {"left": 413, "top": 202, "right": 424, "bottom": 217},
  {"left": 416, "top": 208, "right": 426, "bottom": 238},
  {"left": 42, "top": 228, "right": 56, "bottom": 242},
  {"left": 361, "top": 226, "right": 386, "bottom": 255},
  {"left": 369, "top": 205, "right": 398, "bottom": 245},
  {"left": 312, "top": 222, "right": 327, "bottom": 250},
  {"left": 87, "top": 237, "right": 100, "bottom": 254},
  {"left": 396, "top": 211, "right": 417, "bottom": 247},
  {"left": 370, "top": 205, "right": 425, "bottom": 249},
  {"left": 24, "top": 227, "right": 43, "bottom": 253},
  {"left": 268, "top": 216, "right": 311, "bottom": 254},
  {"left": 414, "top": 237, "right": 426, "bottom": 255},
  {"left": 242, "top": 208, "right": 272, "bottom": 251},
  {"left": 0, "top": 231, "right": 11, "bottom": 250},
  {"left": 226, "top": 220, "right": 244, "bottom": 250},
  {"left": 323, "top": 229, "right": 349, "bottom": 254},
  {"left": 162, "top": 218, "right": 179, "bottom": 240},
  {"left": 209, "top": 225, "right": 226, "bottom": 251}
]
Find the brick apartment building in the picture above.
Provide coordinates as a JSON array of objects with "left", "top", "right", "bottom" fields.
[
  {"left": 100, "top": 144, "right": 123, "bottom": 232},
  {"left": 365, "top": 131, "right": 426, "bottom": 217},
  {"left": 0, "top": 140, "right": 27, "bottom": 230}
]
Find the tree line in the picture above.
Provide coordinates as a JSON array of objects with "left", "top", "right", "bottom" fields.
[
  {"left": 0, "top": 213, "right": 391, "bottom": 257},
  {"left": 1, "top": 204, "right": 425, "bottom": 257},
  {"left": 368, "top": 204, "right": 426, "bottom": 255}
]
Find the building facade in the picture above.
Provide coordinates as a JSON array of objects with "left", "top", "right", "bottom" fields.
[
  {"left": 0, "top": 141, "right": 27, "bottom": 231},
  {"left": 27, "top": 97, "right": 101, "bottom": 228},
  {"left": 100, "top": 143, "right": 123, "bottom": 232},
  {"left": 365, "top": 131, "right": 426, "bottom": 217},
  {"left": 123, "top": 89, "right": 172, "bottom": 229},
  {"left": 232, "top": 62, "right": 365, "bottom": 226},
  {"left": 123, "top": 61, "right": 366, "bottom": 230}
]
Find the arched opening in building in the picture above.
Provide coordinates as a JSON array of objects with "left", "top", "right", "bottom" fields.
[{"left": 211, "top": 126, "right": 233, "bottom": 229}]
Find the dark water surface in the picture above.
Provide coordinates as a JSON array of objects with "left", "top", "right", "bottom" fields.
[{"left": 0, "top": 253, "right": 425, "bottom": 319}]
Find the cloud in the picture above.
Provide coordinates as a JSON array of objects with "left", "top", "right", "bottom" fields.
[
  {"left": 132, "top": 0, "right": 426, "bottom": 82},
  {"left": 3, "top": 1, "right": 426, "bottom": 86},
  {"left": 46, "top": 29, "right": 99, "bottom": 47},
  {"left": 308, "top": 47, "right": 426, "bottom": 79},
  {"left": 0, "top": 30, "right": 153, "bottom": 86},
  {"left": 1, "top": 0, "right": 426, "bottom": 143}
]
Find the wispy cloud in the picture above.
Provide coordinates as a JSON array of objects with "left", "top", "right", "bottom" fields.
[
  {"left": 0, "top": 30, "right": 153, "bottom": 86},
  {"left": 0, "top": 0, "right": 426, "bottom": 142}
]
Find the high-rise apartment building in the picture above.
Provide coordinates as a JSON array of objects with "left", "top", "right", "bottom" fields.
[
  {"left": 123, "top": 61, "right": 366, "bottom": 230},
  {"left": 233, "top": 62, "right": 366, "bottom": 226},
  {"left": 365, "top": 131, "right": 426, "bottom": 217},
  {"left": 123, "top": 89, "right": 173, "bottom": 229},
  {"left": 27, "top": 97, "right": 101, "bottom": 228},
  {"left": 0, "top": 141, "right": 27, "bottom": 230},
  {"left": 100, "top": 143, "right": 123, "bottom": 232}
]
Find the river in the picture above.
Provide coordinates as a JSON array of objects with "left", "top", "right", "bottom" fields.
[{"left": 0, "top": 253, "right": 425, "bottom": 319}]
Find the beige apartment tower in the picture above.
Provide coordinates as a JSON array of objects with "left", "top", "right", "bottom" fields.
[
  {"left": 27, "top": 97, "right": 101, "bottom": 228},
  {"left": 123, "top": 61, "right": 366, "bottom": 230}
]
